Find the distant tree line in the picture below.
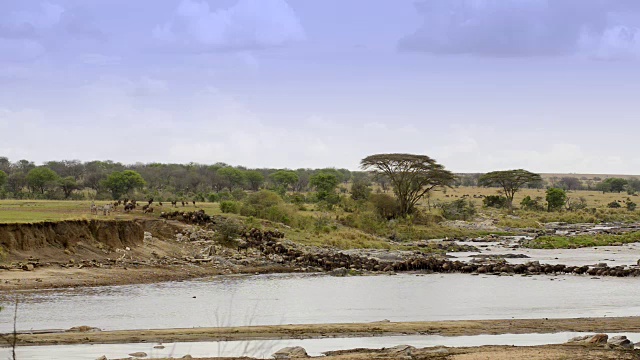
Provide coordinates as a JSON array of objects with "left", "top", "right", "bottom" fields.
[{"left": 0, "top": 156, "right": 372, "bottom": 201}]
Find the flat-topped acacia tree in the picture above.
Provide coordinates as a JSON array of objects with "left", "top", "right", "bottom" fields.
[
  {"left": 478, "top": 169, "right": 542, "bottom": 210},
  {"left": 360, "top": 153, "right": 455, "bottom": 217}
]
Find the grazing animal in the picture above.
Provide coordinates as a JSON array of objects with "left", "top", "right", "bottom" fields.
[
  {"left": 181, "top": 201, "right": 186, "bottom": 207},
  {"left": 148, "top": 198, "right": 153, "bottom": 205},
  {"left": 171, "top": 201, "right": 177, "bottom": 207},
  {"left": 131, "top": 199, "right": 137, "bottom": 206},
  {"left": 144, "top": 207, "right": 154, "bottom": 214},
  {"left": 142, "top": 204, "right": 150, "bottom": 211},
  {"left": 192, "top": 200, "right": 196, "bottom": 207},
  {"left": 158, "top": 202, "right": 163, "bottom": 207},
  {"left": 124, "top": 203, "right": 135, "bottom": 212},
  {"left": 103, "top": 204, "right": 112, "bottom": 216},
  {"left": 90, "top": 202, "right": 98, "bottom": 215}
]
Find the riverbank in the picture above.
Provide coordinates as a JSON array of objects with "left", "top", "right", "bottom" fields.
[{"left": 9, "top": 317, "right": 640, "bottom": 346}]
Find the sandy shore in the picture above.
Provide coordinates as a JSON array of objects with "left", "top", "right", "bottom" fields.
[
  {"left": 9, "top": 317, "right": 640, "bottom": 346},
  {"left": 0, "top": 264, "right": 299, "bottom": 291}
]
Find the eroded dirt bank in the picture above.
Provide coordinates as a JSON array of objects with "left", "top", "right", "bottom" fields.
[{"left": 11, "top": 317, "right": 640, "bottom": 346}]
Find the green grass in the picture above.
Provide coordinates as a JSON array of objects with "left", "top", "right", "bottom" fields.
[{"left": 524, "top": 231, "right": 640, "bottom": 249}]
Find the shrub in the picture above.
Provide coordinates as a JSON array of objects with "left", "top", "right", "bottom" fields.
[
  {"left": 231, "top": 188, "right": 246, "bottom": 201},
  {"left": 220, "top": 200, "right": 240, "bottom": 214},
  {"left": 207, "top": 192, "right": 220, "bottom": 202},
  {"left": 521, "top": 196, "right": 544, "bottom": 211},
  {"left": 608, "top": 201, "right": 622, "bottom": 209},
  {"left": 483, "top": 195, "right": 508, "bottom": 208},
  {"left": 627, "top": 201, "right": 637, "bottom": 211},
  {"left": 439, "top": 199, "right": 476, "bottom": 221},
  {"left": 566, "top": 197, "right": 588, "bottom": 212},
  {"left": 214, "top": 218, "right": 244, "bottom": 244},
  {"left": 369, "top": 193, "right": 399, "bottom": 219},
  {"left": 546, "top": 188, "right": 567, "bottom": 212}
]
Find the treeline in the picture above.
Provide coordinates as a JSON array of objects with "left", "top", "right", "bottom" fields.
[
  {"left": 0, "top": 157, "right": 373, "bottom": 201},
  {"left": 456, "top": 174, "right": 640, "bottom": 194}
]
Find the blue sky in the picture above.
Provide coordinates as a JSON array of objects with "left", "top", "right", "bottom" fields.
[{"left": 2, "top": 0, "right": 640, "bottom": 173}]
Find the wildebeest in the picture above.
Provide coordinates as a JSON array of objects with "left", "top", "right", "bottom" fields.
[
  {"left": 124, "top": 203, "right": 135, "bottom": 212},
  {"left": 192, "top": 200, "right": 196, "bottom": 207},
  {"left": 171, "top": 201, "right": 177, "bottom": 207},
  {"left": 158, "top": 202, "right": 163, "bottom": 207},
  {"left": 148, "top": 198, "right": 153, "bottom": 206},
  {"left": 144, "top": 207, "right": 154, "bottom": 214},
  {"left": 142, "top": 204, "right": 150, "bottom": 211}
]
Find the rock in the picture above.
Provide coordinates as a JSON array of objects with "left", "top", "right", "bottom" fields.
[
  {"left": 153, "top": 345, "right": 165, "bottom": 349},
  {"left": 384, "top": 345, "right": 416, "bottom": 355},
  {"left": 96, "top": 356, "right": 108, "bottom": 360},
  {"left": 128, "top": 352, "right": 147, "bottom": 358},
  {"left": 181, "top": 356, "right": 193, "bottom": 359},
  {"left": 22, "top": 264, "right": 34, "bottom": 271},
  {"left": 568, "top": 333, "right": 608, "bottom": 345},
  {"left": 67, "top": 326, "right": 101, "bottom": 333},
  {"left": 608, "top": 335, "right": 634, "bottom": 349},
  {"left": 272, "top": 346, "right": 309, "bottom": 359},
  {"left": 329, "top": 267, "right": 348, "bottom": 277}
]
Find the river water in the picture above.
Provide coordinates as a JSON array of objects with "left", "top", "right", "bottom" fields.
[
  {"left": 3, "top": 332, "right": 639, "bottom": 360},
  {"left": 1, "top": 273, "right": 640, "bottom": 332}
]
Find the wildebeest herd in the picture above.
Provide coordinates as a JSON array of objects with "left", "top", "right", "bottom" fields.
[{"left": 90, "top": 198, "right": 198, "bottom": 216}]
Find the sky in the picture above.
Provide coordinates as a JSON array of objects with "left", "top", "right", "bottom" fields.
[{"left": 2, "top": 0, "right": 640, "bottom": 174}]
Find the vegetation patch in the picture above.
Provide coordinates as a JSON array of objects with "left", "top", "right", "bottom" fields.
[{"left": 524, "top": 231, "right": 640, "bottom": 249}]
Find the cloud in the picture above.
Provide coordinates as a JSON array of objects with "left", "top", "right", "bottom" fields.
[
  {"left": 154, "top": 0, "right": 305, "bottom": 52},
  {"left": 80, "top": 53, "right": 121, "bottom": 66},
  {"left": 399, "top": 0, "right": 640, "bottom": 59}
]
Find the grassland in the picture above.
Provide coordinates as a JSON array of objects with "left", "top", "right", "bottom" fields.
[{"left": 524, "top": 232, "right": 640, "bottom": 249}]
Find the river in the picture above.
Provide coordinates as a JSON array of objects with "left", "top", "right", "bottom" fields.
[{"left": 1, "top": 273, "right": 639, "bottom": 332}]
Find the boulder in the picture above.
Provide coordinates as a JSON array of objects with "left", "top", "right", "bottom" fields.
[
  {"left": 568, "top": 333, "right": 608, "bottom": 345},
  {"left": 272, "top": 346, "right": 309, "bottom": 359},
  {"left": 96, "top": 356, "right": 108, "bottom": 360},
  {"left": 384, "top": 345, "right": 416, "bottom": 355},
  {"left": 181, "top": 356, "right": 193, "bottom": 359},
  {"left": 22, "top": 264, "right": 34, "bottom": 271},
  {"left": 608, "top": 335, "right": 634, "bottom": 349},
  {"left": 128, "top": 352, "right": 147, "bottom": 358},
  {"left": 329, "top": 267, "right": 348, "bottom": 277}
]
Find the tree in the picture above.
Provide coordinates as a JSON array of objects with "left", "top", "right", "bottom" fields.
[
  {"left": 245, "top": 170, "right": 265, "bottom": 191},
  {"left": 58, "top": 176, "right": 80, "bottom": 199},
  {"left": 478, "top": 169, "right": 542, "bottom": 210},
  {"left": 360, "top": 153, "right": 455, "bottom": 217},
  {"left": 102, "top": 170, "right": 146, "bottom": 199},
  {"left": 546, "top": 187, "right": 567, "bottom": 212},
  {"left": 558, "top": 177, "right": 582, "bottom": 191},
  {"left": 350, "top": 179, "right": 371, "bottom": 201},
  {"left": 0, "top": 170, "right": 7, "bottom": 189},
  {"left": 26, "top": 167, "right": 59, "bottom": 194},
  {"left": 216, "top": 167, "right": 246, "bottom": 189},
  {"left": 598, "top": 178, "right": 628, "bottom": 193},
  {"left": 310, "top": 172, "right": 339, "bottom": 202},
  {"left": 270, "top": 170, "right": 299, "bottom": 191}
]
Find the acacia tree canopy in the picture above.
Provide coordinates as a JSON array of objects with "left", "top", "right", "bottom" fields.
[
  {"left": 478, "top": 169, "right": 542, "bottom": 209},
  {"left": 360, "top": 153, "right": 455, "bottom": 217}
]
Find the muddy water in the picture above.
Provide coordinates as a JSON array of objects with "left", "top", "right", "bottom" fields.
[
  {"left": 3, "top": 332, "right": 640, "bottom": 359},
  {"left": 2, "top": 273, "right": 640, "bottom": 333}
]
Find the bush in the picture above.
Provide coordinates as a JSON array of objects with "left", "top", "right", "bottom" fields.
[
  {"left": 483, "top": 195, "right": 508, "bottom": 208},
  {"left": 207, "top": 192, "right": 220, "bottom": 202},
  {"left": 369, "top": 193, "right": 399, "bottom": 219},
  {"left": 214, "top": 218, "right": 244, "bottom": 244},
  {"left": 607, "top": 201, "right": 622, "bottom": 209},
  {"left": 520, "top": 196, "right": 544, "bottom": 211},
  {"left": 566, "top": 197, "right": 588, "bottom": 212},
  {"left": 220, "top": 200, "right": 240, "bottom": 214},
  {"left": 627, "top": 201, "right": 637, "bottom": 211},
  {"left": 439, "top": 199, "right": 476, "bottom": 221},
  {"left": 546, "top": 188, "right": 567, "bottom": 212},
  {"left": 231, "top": 188, "right": 246, "bottom": 201}
]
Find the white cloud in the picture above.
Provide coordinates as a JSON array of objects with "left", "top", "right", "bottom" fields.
[
  {"left": 154, "top": 0, "right": 305, "bottom": 51},
  {"left": 80, "top": 53, "right": 121, "bottom": 66},
  {"left": 0, "top": 38, "right": 45, "bottom": 62},
  {"left": 399, "top": 0, "right": 640, "bottom": 59}
]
